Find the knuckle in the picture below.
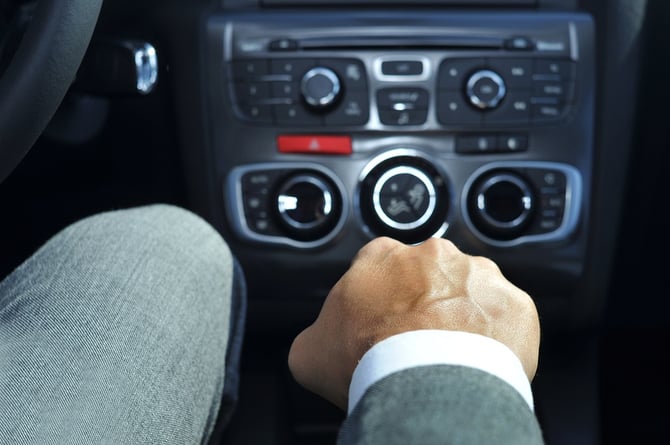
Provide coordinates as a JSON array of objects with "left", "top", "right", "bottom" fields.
[{"left": 471, "top": 254, "right": 501, "bottom": 274}]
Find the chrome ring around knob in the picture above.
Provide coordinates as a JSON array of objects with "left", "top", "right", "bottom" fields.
[
  {"left": 466, "top": 69, "right": 507, "bottom": 110},
  {"left": 276, "top": 174, "right": 335, "bottom": 231},
  {"left": 474, "top": 173, "right": 533, "bottom": 230},
  {"left": 301, "top": 67, "right": 341, "bottom": 109},
  {"left": 372, "top": 165, "right": 437, "bottom": 231}
]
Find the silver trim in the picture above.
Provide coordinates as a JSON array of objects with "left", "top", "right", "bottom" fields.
[
  {"left": 461, "top": 161, "right": 583, "bottom": 247},
  {"left": 277, "top": 174, "right": 334, "bottom": 230},
  {"left": 300, "top": 67, "right": 341, "bottom": 108},
  {"left": 373, "top": 56, "right": 431, "bottom": 82},
  {"left": 474, "top": 173, "right": 533, "bottom": 230},
  {"left": 226, "top": 163, "right": 348, "bottom": 249},
  {"left": 129, "top": 42, "right": 158, "bottom": 94},
  {"left": 356, "top": 148, "right": 451, "bottom": 240},
  {"left": 569, "top": 21, "right": 579, "bottom": 61}
]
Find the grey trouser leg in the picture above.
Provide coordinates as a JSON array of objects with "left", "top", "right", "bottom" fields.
[{"left": 0, "top": 204, "right": 243, "bottom": 444}]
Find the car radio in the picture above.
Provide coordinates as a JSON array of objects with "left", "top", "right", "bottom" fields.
[
  {"left": 204, "top": 10, "right": 594, "bottom": 258},
  {"left": 228, "top": 33, "right": 577, "bottom": 130}
]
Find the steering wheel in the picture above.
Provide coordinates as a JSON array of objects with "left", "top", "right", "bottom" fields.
[{"left": 0, "top": 0, "right": 103, "bottom": 183}]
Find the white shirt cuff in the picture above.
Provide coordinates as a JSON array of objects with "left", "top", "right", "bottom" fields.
[{"left": 347, "top": 330, "right": 534, "bottom": 414}]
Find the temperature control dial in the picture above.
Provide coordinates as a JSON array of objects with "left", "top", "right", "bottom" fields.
[
  {"left": 372, "top": 166, "right": 437, "bottom": 231},
  {"left": 359, "top": 151, "right": 449, "bottom": 244},
  {"left": 467, "top": 171, "right": 535, "bottom": 240},
  {"left": 275, "top": 173, "right": 341, "bottom": 241}
]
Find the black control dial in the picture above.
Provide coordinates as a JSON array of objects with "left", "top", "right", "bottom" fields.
[
  {"left": 359, "top": 152, "right": 449, "bottom": 244},
  {"left": 467, "top": 171, "right": 535, "bottom": 240},
  {"left": 275, "top": 173, "right": 341, "bottom": 241},
  {"left": 466, "top": 69, "right": 506, "bottom": 110},
  {"left": 301, "top": 67, "right": 342, "bottom": 110}
]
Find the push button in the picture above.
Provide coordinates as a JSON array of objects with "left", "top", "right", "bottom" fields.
[
  {"left": 271, "top": 81, "right": 300, "bottom": 100},
  {"left": 379, "top": 109, "right": 428, "bottom": 126},
  {"left": 377, "top": 88, "right": 429, "bottom": 109},
  {"left": 504, "top": 36, "right": 534, "bottom": 51},
  {"left": 235, "top": 82, "right": 271, "bottom": 103},
  {"left": 531, "top": 102, "right": 565, "bottom": 122},
  {"left": 533, "top": 81, "right": 568, "bottom": 100},
  {"left": 277, "top": 135, "right": 352, "bottom": 155},
  {"left": 533, "top": 59, "right": 575, "bottom": 79},
  {"left": 377, "top": 88, "right": 429, "bottom": 126},
  {"left": 497, "top": 134, "right": 528, "bottom": 152},
  {"left": 484, "top": 91, "right": 531, "bottom": 125},
  {"left": 487, "top": 59, "right": 532, "bottom": 89},
  {"left": 324, "top": 92, "right": 369, "bottom": 126},
  {"left": 437, "top": 92, "right": 482, "bottom": 125},
  {"left": 268, "top": 38, "right": 299, "bottom": 51},
  {"left": 321, "top": 59, "right": 367, "bottom": 90},
  {"left": 273, "top": 104, "right": 321, "bottom": 126},
  {"left": 270, "top": 59, "right": 318, "bottom": 77},
  {"left": 237, "top": 104, "right": 273, "bottom": 123},
  {"left": 381, "top": 60, "right": 424, "bottom": 76},
  {"left": 232, "top": 60, "right": 269, "bottom": 80},
  {"left": 455, "top": 135, "right": 497, "bottom": 154},
  {"left": 438, "top": 58, "right": 486, "bottom": 90}
]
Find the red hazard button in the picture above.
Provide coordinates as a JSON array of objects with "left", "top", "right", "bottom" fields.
[{"left": 277, "top": 135, "right": 352, "bottom": 155}]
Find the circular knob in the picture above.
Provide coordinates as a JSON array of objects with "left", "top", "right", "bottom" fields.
[
  {"left": 372, "top": 166, "right": 437, "bottom": 231},
  {"left": 359, "top": 151, "right": 449, "bottom": 244},
  {"left": 301, "top": 67, "right": 341, "bottom": 109},
  {"left": 466, "top": 69, "right": 506, "bottom": 110},
  {"left": 275, "top": 173, "right": 340, "bottom": 240},
  {"left": 468, "top": 171, "right": 535, "bottom": 240}
]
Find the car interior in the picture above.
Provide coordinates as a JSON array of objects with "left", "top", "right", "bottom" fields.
[{"left": 1, "top": 0, "right": 668, "bottom": 444}]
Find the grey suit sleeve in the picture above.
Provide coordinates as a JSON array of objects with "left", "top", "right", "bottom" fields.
[{"left": 338, "top": 364, "right": 544, "bottom": 445}]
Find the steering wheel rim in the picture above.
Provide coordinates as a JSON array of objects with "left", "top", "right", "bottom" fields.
[{"left": 0, "top": 0, "right": 103, "bottom": 183}]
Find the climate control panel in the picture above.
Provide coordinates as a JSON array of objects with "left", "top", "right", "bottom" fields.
[
  {"left": 226, "top": 157, "right": 581, "bottom": 249},
  {"left": 228, "top": 163, "right": 348, "bottom": 248},
  {"left": 213, "top": 10, "right": 593, "bottom": 259},
  {"left": 462, "top": 162, "right": 582, "bottom": 246}
]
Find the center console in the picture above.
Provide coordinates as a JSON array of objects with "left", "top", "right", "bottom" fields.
[
  {"left": 178, "top": 3, "right": 603, "bottom": 443},
  {"left": 203, "top": 9, "right": 595, "bottom": 324}
]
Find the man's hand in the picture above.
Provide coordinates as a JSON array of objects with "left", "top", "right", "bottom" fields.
[{"left": 288, "top": 237, "right": 540, "bottom": 410}]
